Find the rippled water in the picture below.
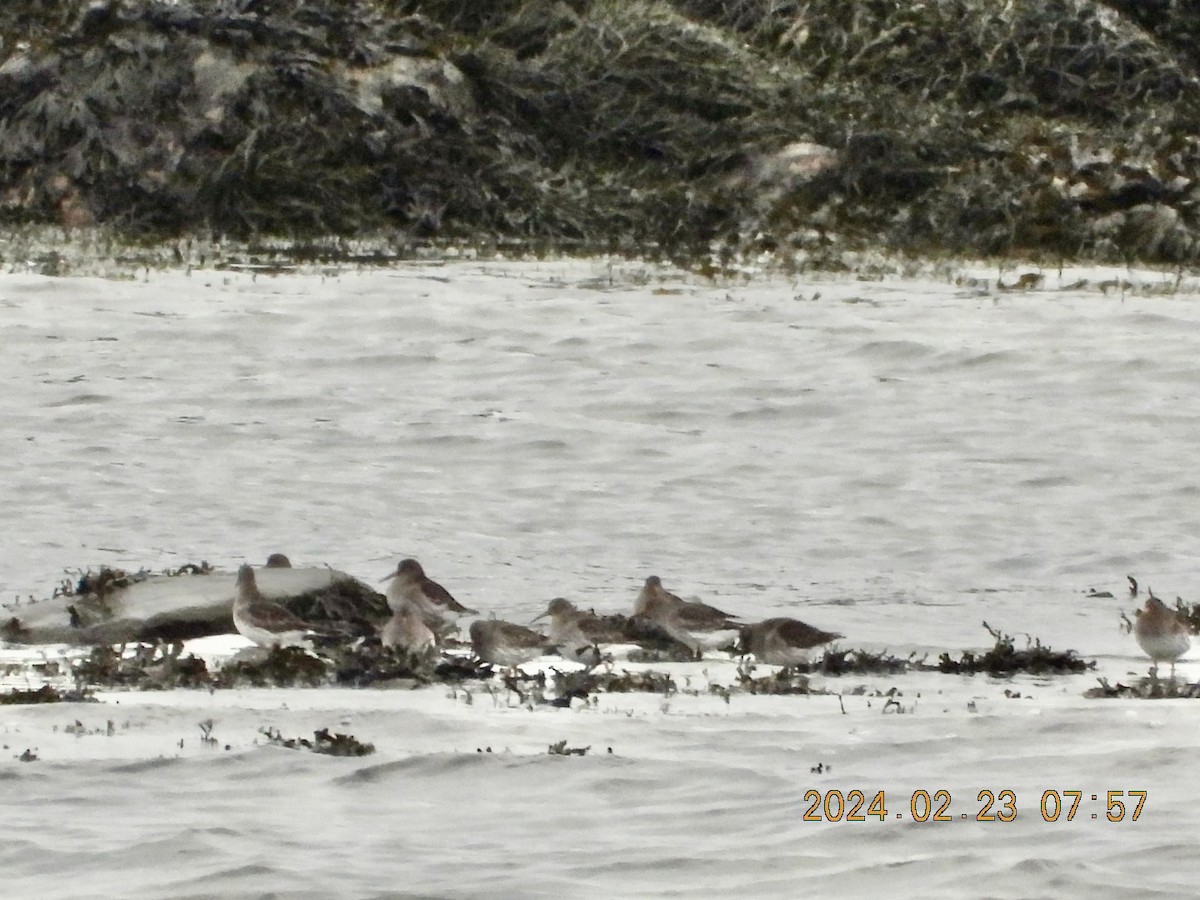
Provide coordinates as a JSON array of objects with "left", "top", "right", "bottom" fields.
[{"left": 2, "top": 260, "right": 1199, "bottom": 897}]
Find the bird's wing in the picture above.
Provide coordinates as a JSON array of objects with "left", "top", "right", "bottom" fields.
[
  {"left": 498, "top": 620, "right": 554, "bottom": 647},
  {"left": 678, "top": 600, "right": 737, "bottom": 630},
  {"left": 247, "top": 600, "right": 313, "bottom": 632},
  {"left": 774, "top": 618, "right": 841, "bottom": 648},
  {"left": 423, "top": 579, "right": 474, "bottom": 614}
]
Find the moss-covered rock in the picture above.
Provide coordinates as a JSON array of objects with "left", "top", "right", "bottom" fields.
[{"left": 3, "top": 0, "right": 1200, "bottom": 263}]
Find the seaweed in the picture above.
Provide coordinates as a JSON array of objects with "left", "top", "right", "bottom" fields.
[
  {"left": 2, "top": 617, "right": 28, "bottom": 642},
  {"left": 737, "top": 666, "right": 825, "bottom": 696},
  {"left": 1085, "top": 676, "right": 1200, "bottom": 700},
  {"left": 260, "top": 725, "right": 375, "bottom": 756},
  {"left": 493, "top": 665, "right": 676, "bottom": 706},
  {"left": 547, "top": 739, "right": 589, "bottom": 756},
  {"left": 0, "top": 684, "right": 94, "bottom": 705},
  {"left": 814, "top": 648, "right": 913, "bottom": 676},
  {"left": 72, "top": 642, "right": 212, "bottom": 689},
  {"left": 214, "top": 645, "right": 330, "bottom": 688},
  {"left": 322, "top": 639, "right": 442, "bottom": 686},
  {"left": 1171, "top": 597, "right": 1200, "bottom": 634},
  {"left": 567, "top": 667, "right": 676, "bottom": 695},
  {"left": 938, "top": 622, "right": 1093, "bottom": 676},
  {"left": 433, "top": 653, "right": 496, "bottom": 682},
  {"left": 280, "top": 577, "right": 390, "bottom": 637}
]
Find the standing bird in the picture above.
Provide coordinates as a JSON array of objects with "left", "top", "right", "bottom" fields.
[
  {"left": 1134, "top": 592, "right": 1191, "bottom": 678},
  {"left": 232, "top": 564, "right": 320, "bottom": 648},
  {"left": 635, "top": 575, "right": 740, "bottom": 657},
  {"left": 469, "top": 619, "right": 556, "bottom": 667},
  {"left": 534, "top": 597, "right": 625, "bottom": 663},
  {"left": 737, "top": 617, "right": 843, "bottom": 667},
  {"left": 381, "top": 558, "right": 476, "bottom": 638},
  {"left": 380, "top": 602, "right": 437, "bottom": 656}
]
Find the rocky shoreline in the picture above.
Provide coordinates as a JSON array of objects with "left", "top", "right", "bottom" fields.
[{"left": 3, "top": 1, "right": 1200, "bottom": 266}]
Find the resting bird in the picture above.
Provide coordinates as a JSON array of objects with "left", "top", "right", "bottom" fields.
[
  {"left": 380, "top": 602, "right": 437, "bottom": 656},
  {"left": 232, "top": 564, "right": 320, "bottom": 648},
  {"left": 1134, "top": 592, "right": 1191, "bottom": 677},
  {"left": 470, "top": 619, "right": 556, "bottom": 667},
  {"left": 381, "top": 558, "right": 475, "bottom": 637},
  {"left": 534, "top": 597, "right": 626, "bottom": 662},
  {"left": 737, "top": 616, "right": 843, "bottom": 666},
  {"left": 634, "top": 575, "right": 739, "bottom": 657}
]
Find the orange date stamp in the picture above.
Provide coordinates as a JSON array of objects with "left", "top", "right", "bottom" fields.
[{"left": 802, "top": 789, "right": 1147, "bottom": 822}]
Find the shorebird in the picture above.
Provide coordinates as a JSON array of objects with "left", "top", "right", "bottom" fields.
[
  {"left": 232, "top": 564, "right": 319, "bottom": 648},
  {"left": 534, "top": 597, "right": 625, "bottom": 663},
  {"left": 380, "top": 559, "right": 476, "bottom": 636},
  {"left": 469, "top": 619, "right": 556, "bottom": 667},
  {"left": 1134, "top": 592, "right": 1191, "bottom": 677},
  {"left": 265, "top": 553, "right": 292, "bottom": 568},
  {"left": 380, "top": 602, "right": 437, "bottom": 656},
  {"left": 737, "top": 617, "right": 843, "bottom": 666},
  {"left": 634, "top": 575, "right": 739, "bottom": 657}
]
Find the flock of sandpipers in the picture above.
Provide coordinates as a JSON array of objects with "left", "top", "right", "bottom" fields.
[
  {"left": 232, "top": 556, "right": 845, "bottom": 669},
  {"left": 232, "top": 557, "right": 1194, "bottom": 674}
]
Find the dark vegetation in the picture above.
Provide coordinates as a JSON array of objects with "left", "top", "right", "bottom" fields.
[
  {"left": 1174, "top": 597, "right": 1200, "bottom": 633},
  {"left": 74, "top": 642, "right": 213, "bottom": 688},
  {"left": 215, "top": 644, "right": 330, "bottom": 687},
  {"left": 286, "top": 579, "right": 390, "bottom": 639},
  {"left": 0, "top": 684, "right": 94, "bottom": 704},
  {"left": 261, "top": 725, "right": 376, "bottom": 755},
  {"left": 937, "top": 622, "right": 1093, "bottom": 676},
  {"left": 737, "top": 666, "right": 825, "bottom": 695},
  {"left": 547, "top": 739, "right": 589, "bottom": 756},
  {"left": 3, "top": 0, "right": 1200, "bottom": 265},
  {"left": 40, "top": 618, "right": 1092, "bottom": 703},
  {"left": 1085, "top": 676, "right": 1200, "bottom": 699}
]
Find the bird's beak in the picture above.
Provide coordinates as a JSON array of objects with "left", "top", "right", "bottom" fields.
[
  {"left": 378, "top": 572, "right": 396, "bottom": 583},
  {"left": 531, "top": 611, "right": 547, "bottom": 623}
]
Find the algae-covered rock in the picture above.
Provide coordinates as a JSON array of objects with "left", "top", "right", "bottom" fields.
[{"left": 3, "top": 0, "right": 1200, "bottom": 263}]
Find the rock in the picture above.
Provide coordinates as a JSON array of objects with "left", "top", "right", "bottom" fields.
[
  {"left": 342, "top": 55, "right": 475, "bottom": 119},
  {"left": 191, "top": 49, "right": 258, "bottom": 123},
  {"left": 1, "top": 565, "right": 380, "bottom": 646}
]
